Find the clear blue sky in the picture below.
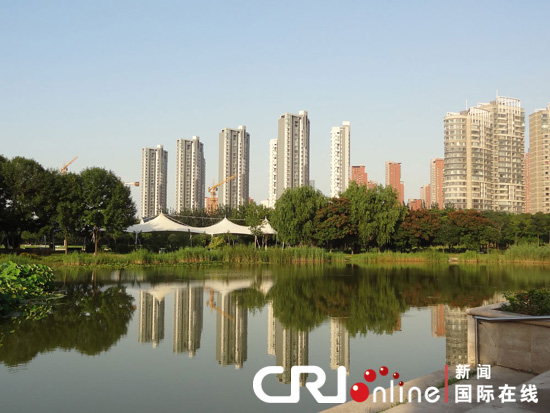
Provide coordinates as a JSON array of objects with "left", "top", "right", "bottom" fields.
[{"left": 2, "top": 0, "right": 550, "bottom": 212}]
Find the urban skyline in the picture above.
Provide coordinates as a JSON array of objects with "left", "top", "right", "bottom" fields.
[
  {"left": 4, "top": 2, "right": 550, "bottom": 212},
  {"left": 139, "top": 96, "right": 549, "bottom": 216}
]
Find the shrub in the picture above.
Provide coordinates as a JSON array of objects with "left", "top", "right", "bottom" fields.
[
  {"left": 502, "top": 288, "right": 550, "bottom": 316},
  {"left": 0, "top": 261, "right": 56, "bottom": 316}
]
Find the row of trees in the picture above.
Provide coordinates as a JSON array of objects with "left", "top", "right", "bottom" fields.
[
  {"left": 0, "top": 156, "right": 136, "bottom": 253},
  {"left": 269, "top": 183, "right": 550, "bottom": 252}
]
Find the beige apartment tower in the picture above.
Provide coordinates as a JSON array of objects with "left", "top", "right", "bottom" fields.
[
  {"left": 175, "top": 136, "right": 205, "bottom": 211},
  {"left": 141, "top": 145, "right": 168, "bottom": 218},
  {"left": 218, "top": 126, "right": 250, "bottom": 209},
  {"left": 443, "top": 96, "right": 525, "bottom": 212},
  {"left": 529, "top": 104, "right": 550, "bottom": 213},
  {"left": 275, "top": 111, "right": 310, "bottom": 201},
  {"left": 330, "top": 121, "right": 351, "bottom": 197}
]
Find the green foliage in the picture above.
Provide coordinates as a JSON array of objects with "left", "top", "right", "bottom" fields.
[
  {"left": 0, "top": 261, "right": 56, "bottom": 316},
  {"left": 271, "top": 186, "right": 327, "bottom": 246},
  {"left": 502, "top": 288, "right": 550, "bottom": 316},
  {"left": 343, "top": 183, "right": 406, "bottom": 250},
  {"left": 0, "top": 157, "right": 56, "bottom": 248},
  {"left": 0, "top": 284, "right": 135, "bottom": 366}
]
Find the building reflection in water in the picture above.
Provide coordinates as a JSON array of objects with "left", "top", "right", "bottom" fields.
[
  {"left": 267, "top": 302, "right": 309, "bottom": 386},
  {"left": 138, "top": 291, "right": 165, "bottom": 348},
  {"left": 330, "top": 317, "right": 350, "bottom": 375},
  {"left": 215, "top": 292, "right": 248, "bottom": 369},
  {"left": 431, "top": 293, "right": 504, "bottom": 366},
  {"left": 173, "top": 287, "right": 203, "bottom": 357}
]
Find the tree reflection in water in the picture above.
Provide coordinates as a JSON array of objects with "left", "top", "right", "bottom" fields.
[{"left": 0, "top": 283, "right": 134, "bottom": 367}]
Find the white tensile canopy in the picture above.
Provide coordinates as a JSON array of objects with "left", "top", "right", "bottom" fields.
[
  {"left": 255, "top": 218, "right": 277, "bottom": 235},
  {"left": 203, "top": 217, "right": 252, "bottom": 235},
  {"left": 125, "top": 214, "right": 277, "bottom": 236},
  {"left": 125, "top": 213, "right": 206, "bottom": 233}
]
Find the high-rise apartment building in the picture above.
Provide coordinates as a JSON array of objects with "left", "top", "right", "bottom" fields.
[
  {"left": 420, "top": 184, "right": 431, "bottom": 208},
  {"left": 430, "top": 158, "right": 444, "bottom": 209},
  {"left": 385, "top": 161, "right": 404, "bottom": 204},
  {"left": 529, "top": 104, "right": 550, "bottom": 213},
  {"left": 479, "top": 97, "right": 525, "bottom": 212},
  {"left": 351, "top": 165, "right": 368, "bottom": 186},
  {"left": 175, "top": 136, "right": 205, "bottom": 212},
  {"left": 141, "top": 144, "right": 168, "bottom": 218},
  {"left": 443, "top": 96, "right": 525, "bottom": 212},
  {"left": 274, "top": 111, "right": 310, "bottom": 201},
  {"left": 330, "top": 121, "right": 351, "bottom": 197},
  {"left": 525, "top": 152, "right": 531, "bottom": 213},
  {"left": 268, "top": 139, "right": 278, "bottom": 208},
  {"left": 219, "top": 125, "right": 250, "bottom": 209}
]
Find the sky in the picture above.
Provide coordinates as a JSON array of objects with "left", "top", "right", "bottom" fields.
[{"left": 2, "top": 0, "right": 550, "bottom": 213}]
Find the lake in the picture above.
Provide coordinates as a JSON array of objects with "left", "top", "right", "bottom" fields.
[{"left": 1, "top": 264, "right": 548, "bottom": 412}]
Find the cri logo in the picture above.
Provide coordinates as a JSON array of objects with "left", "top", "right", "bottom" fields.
[
  {"left": 253, "top": 365, "right": 405, "bottom": 404},
  {"left": 350, "top": 365, "right": 404, "bottom": 402}
]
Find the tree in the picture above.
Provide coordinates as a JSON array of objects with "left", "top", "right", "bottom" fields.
[
  {"left": 394, "top": 208, "right": 440, "bottom": 251},
  {"left": 313, "top": 197, "right": 357, "bottom": 250},
  {"left": 80, "top": 168, "right": 137, "bottom": 255},
  {"left": 271, "top": 186, "right": 327, "bottom": 246},
  {"left": 0, "top": 157, "right": 56, "bottom": 248},
  {"left": 343, "top": 182, "right": 406, "bottom": 250},
  {"left": 54, "top": 172, "right": 85, "bottom": 254}
]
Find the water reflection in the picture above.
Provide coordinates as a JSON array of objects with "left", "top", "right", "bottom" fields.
[
  {"left": 173, "top": 288, "right": 203, "bottom": 356},
  {"left": 2, "top": 264, "right": 549, "bottom": 376}
]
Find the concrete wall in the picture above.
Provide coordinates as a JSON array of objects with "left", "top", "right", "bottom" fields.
[{"left": 467, "top": 303, "right": 550, "bottom": 374}]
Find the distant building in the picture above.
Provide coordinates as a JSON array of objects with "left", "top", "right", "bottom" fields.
[
  {"left": 274, "top": 111, "right": 310, "bottom": 201},
  {"left": 141, "top": 144, "right": 168, "bottom": 218},
  {"left": 351, "top": 165, "right": 368, "bottom": 186},
  {"left": 219, "top": 126, "right": 250, "bottom": 209},
  {"left": 268, "top": 139, "right": 278, "bottom": 208},
  {"left": 367, "top": 180, "right": 378, "bottom": 190},
  {"left": 430, "top": 158, "right": 444, "bottom": 209},
  {"left": 330, "top": 121, "right": 351, "bottom": 197},
  {"left": 528, "top": 104, "right": 550, "bottom": 213},
  {"left": 420, "top": 184, "right": 431, "bottom": 208},
  {"left": 443, "top": 96, "right": 525, "bottom": 212},
  {"left": 525, "top": 152, "right": 531, "bottom": 213},
  {"left": 408, "top": 199, "right": 422, "bottom": 210},
  {"left": 385, "top": 162, "right": 404, "bottom": 204},
  {"left": 175, "top": 136, "right": 205, "bottom": 212}
]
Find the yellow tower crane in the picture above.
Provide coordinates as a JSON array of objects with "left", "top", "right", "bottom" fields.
[
  {"left": 207, "top": 174, "right": 237, "bottom": 213},
  {"left": 60, "top": 156, "right": 78, "bottom": 174}
]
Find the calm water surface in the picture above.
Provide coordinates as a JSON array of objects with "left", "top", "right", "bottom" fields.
[{"left": 1, "top": 264, "right": 549, "bottom": 413}]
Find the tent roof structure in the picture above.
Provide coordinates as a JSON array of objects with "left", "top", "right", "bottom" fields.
[
  {"left": 125, "top": 213, "right": 206, "bottom": 233},
  {"left": 204, "top": 217, "right": 252, "bottom": 235},
  {"left": 126, "top": 214, "right": 277, "bottom": 236}
]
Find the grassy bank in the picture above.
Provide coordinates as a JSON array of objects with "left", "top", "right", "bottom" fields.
[
  {"left": 0, "top": 246, "right": 347, "bottom": 267},
  {"left": 1, "top": 244, "right": 549, "bottom": 268}
]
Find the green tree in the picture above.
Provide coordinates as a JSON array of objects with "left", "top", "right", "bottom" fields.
[
  {"left": 0, "top": 157, "right": 56, "bottom": 248},
  {"left": 343, "top": 183, "right": 406, "bottom": 250},
  {"left": 80, "top": 168, "right": 137, "bottom": 254},
  {"left": 54, "top": 172, "right": 85, "bottom": 254},
  {"left": 271, "top": 186, "right": 327, "bottom": 246}
]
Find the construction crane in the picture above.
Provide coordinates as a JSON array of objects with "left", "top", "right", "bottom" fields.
[
  {"left": 60, "top": 156, "right": 78, "bottom": 175},
  {"left": 206, "top": 290, "right": 234, "bottom": 321},
  {"left": 207, "top": 174, "right": 236, "bottom": 213}
]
